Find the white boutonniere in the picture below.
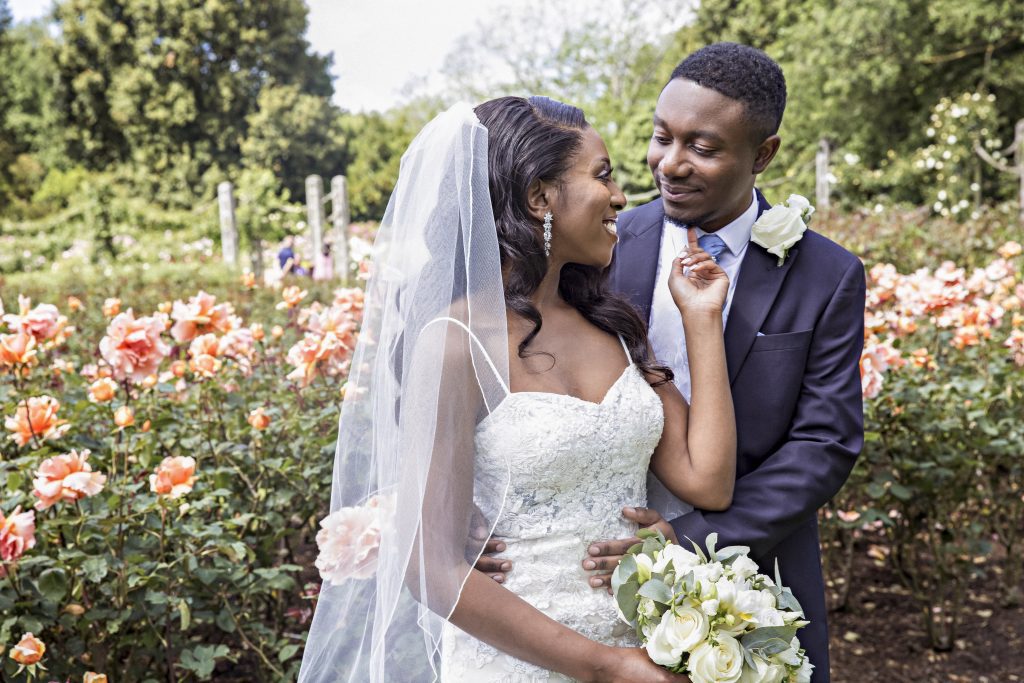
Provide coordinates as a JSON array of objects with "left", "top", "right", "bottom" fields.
[{"left": 750, "top": 194, "right": 814, "bottom": 266}]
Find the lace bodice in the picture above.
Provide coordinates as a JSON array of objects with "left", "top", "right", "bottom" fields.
[{"left": 441, "top": 335, "right": 665, "bottom": 681}]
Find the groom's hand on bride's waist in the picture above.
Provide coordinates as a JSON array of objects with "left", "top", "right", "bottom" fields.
[{"left": 583, "top": 507, "right": 678, "bottom": 593}]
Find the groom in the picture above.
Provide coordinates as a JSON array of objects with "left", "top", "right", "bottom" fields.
[
  {"left": 482, "top": 43, "right": 865, "bottom": 682},
  {"left": 603, "top": 43, "right": 863, "bottom": 682}
]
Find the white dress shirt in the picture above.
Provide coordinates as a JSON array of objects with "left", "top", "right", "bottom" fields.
[{"left": 646, "top": 190, "right": 758, "bottom": 517}]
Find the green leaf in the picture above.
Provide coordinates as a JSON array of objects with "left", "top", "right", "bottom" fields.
[
  {"left": 38, "top": 567, "right": 68, "bottom": 602},
  {"left": 637, "top": 578, "right": 673, "bottom": 605},
  {"left": 615, "top": 579, "right": 640, "bottom": 626},
  {"left": 741, "top": 624, "right": 799, "bottom": 657},
  {"left": 82, "top": 556, "right": 109, "bottom": 583},
  {"left": 278, "top": 643, "right": 299, "bottom": 662},
  {"left": 216, "top": 608, "right": 236, "bottom": 633},
  {"left": 611, "top": 555, "right": 638, "bottom": 595},
  {"left": 179, "top": 644, "right": 230, "bottom": 679}
]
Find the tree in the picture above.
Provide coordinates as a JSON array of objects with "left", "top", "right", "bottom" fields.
[
  {"left": 241, "top": 82, "right": 347, "bottom": 200},
  {"left": 694, "top": 0, "right": 1024, "bottom": 205},
  {"left": 52, "top": 0, "right": 336, "bottom": 204},
  {"left": 438, "top": 0, "right": 697, "bottom": 198}
]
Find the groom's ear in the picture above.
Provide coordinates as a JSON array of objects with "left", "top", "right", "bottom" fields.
[
  {"left": 526, "top": 179, "right": 553, "bottom": 222},
  {"left": 752, "top": 135, "right": 782, "bottom": 174}
]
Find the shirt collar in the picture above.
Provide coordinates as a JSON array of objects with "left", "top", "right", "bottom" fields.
[{"left": 666, "top": 189, "right": 758, "bottom": 256}]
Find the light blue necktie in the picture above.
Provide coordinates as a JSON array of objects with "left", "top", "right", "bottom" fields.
[{"left": 697, "top": 233, "right": 727, "bottom": 263}]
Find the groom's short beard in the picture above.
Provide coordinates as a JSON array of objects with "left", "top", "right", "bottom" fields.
[{"left": 664, "top": 206, "right": 713, "bottom": 228}]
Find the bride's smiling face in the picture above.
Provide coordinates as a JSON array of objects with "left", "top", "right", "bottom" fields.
[{"left": 547, "top": 127, "right": 626, "bottom": 269}]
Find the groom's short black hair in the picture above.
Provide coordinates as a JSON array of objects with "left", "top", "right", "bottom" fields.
[{"left": 669, "top": 42, "right": 787, "bottom": 143}]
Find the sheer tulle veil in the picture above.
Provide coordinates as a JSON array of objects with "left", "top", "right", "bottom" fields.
[{"left": 298, "top": 103, "right": 512, "bottom": 682}]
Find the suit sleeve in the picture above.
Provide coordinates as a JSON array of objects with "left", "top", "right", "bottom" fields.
[{"left": 670, "top": 257, "right": 866, "bottom": 558}]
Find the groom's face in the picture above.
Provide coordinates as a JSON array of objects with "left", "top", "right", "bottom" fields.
[{"left": 648, "top": 78, "right": 770, "bottom": 231}]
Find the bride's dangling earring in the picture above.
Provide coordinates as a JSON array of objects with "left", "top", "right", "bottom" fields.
[{"left": 543, "top": 211, "right": 553, "bottom": 258}]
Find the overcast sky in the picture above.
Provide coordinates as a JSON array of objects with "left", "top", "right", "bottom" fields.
[{"left": 8, "top": 0, "right": 501, "bottom": 112}]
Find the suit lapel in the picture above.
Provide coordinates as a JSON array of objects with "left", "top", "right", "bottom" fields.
[
  {"left": 612, "top": 201, "right": 664, "bottom": 321},
  {"left": 724, "top": 191, "right": 798, "bottom": 383}
]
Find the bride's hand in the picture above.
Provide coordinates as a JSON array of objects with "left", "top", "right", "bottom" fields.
[
  {"left": 668, "top": 228, "right": 729, "bottom": 315},
  {"left": 594, "top": 647, "right": 691, "bottom": 683}
]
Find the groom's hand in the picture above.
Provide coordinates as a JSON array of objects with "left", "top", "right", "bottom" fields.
[
  {"left": 582, "top": 507, "right": 678, "bottom": 593},
  {"left": 469, "top": 509, "right": 512, "bottom": 583}
]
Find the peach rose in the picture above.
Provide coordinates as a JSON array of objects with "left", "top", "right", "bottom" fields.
[
  {"left": 88, "top": 377, "right": 119, "bottom": 403},
  {"left": 332, "top": 287, "right": 365, "bottom": 323},
  {"left": 250, "top": 323, "right": 265, "bottom": 341},
  {"left": 271, "top": 325, "right": 284, "bottom": 339},
  {"left": 0, "top": 506, "right": 36, "bottom": 569},
  {"left": 102, "top": 298, "right": 121, "bottom": 317},
  {"left": 170, "top": 290, "right": 237, "bottom": 342},
  {"left": 247, "top": 407, "right": 271, "bottom": 430},
  {"left": 150, "top": 456, "right": 197, "bottom": 499},
  {"left": 1005, "top": 329, "right": 1024, "bottom": 367},
  {"left": 5, "top": 395, "right": 70, "bottom": 446},
  {"left": 8, "top": 632, "right": 44, "bottom": 665},
  {"left": 141, "top": 374, "right": 158, "bottom": 389},
  {"left": 170, "top": 359, "right": 188, "bottom": 377},
  {"left": 315, "top": 494, "right": 394, "bottom": 585},
  {"left": 84, "top": 673, "right": 108, "bottom": 683},
  {"left": 998, "top": 241, "right": 1022, "bottom": 259},
  {"left": 241, "top": 272, "right": 257, "bottom": 289},
  {"left": 0, "top": 330, "right": 38, "bottom": 369},
  {"left": 2, "top": 295, "right": 68, "bottom": 344},
  {"left": 114, "top": 405, "right": 135, "bottom": 428},
  {"left": 67, "top": 295, "right": 84, "bottom": 312},
  {"left": 32, "top": 449, "right": 107, "bottom": 510},
  {"left": 99, "top": 310, "right": 171, "bottom": 383},
  {"left": 157, "top": 301, "right": 173, "bottom": 314},
  {"left": 276, "top": 285, "right": 308, "bottom": 310}
]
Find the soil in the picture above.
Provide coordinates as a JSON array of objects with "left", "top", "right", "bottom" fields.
[{"left": 827, "top": 532, "right": 1024, "bottom": 683}]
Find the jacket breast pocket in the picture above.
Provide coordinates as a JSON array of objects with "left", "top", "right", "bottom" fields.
[{"left": 749, "top": 329, "right": 813, "bottom": 353}]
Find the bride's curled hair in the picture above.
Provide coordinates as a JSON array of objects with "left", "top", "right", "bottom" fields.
[{"left": 474, "top": 96, "right": 672, "bottom": 386}]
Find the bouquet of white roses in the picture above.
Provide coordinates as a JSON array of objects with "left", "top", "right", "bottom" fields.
[{"left": 612, "top": 531, "right": 813, "bottom": 683}]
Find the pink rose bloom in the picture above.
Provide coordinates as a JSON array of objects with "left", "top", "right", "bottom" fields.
[
  {"left": 315, "top": 494, "right": 394, "bottom": 585},
  {"left": 170, "top": 291, "right": 236, "bottom": 342},
  {"left": 0, "top": 506, "right": 36, "bottom": 573},
  {"left": 2, "top": 295, "right": 68, "bottom": 344},
  {"left": 150, "top": 456, "right": 197, "bottom": 499},
  {"left": 100, "top": 310, "right": 171, "bottom": 383},
  {"left": 32, "top": 449, "right": 107, "bottom": 510}
]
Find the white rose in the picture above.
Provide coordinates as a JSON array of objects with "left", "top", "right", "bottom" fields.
[
  {"left": 653, "top": 549, "right": 672, "bottom": 574},
  {"left": 691, "top": 563, "right": 725, "bottom": 598},
  {"left": 687, "top": 634, "right": 744, "bottom": 683},
  {"left": 776, "top": 638, "right": 803, "bottom": 667},
  {"left": 751, "top": 205, "right": 807, "bottom": 264},
  {"left": 752, "top": 607, "right": 786, "bottom": 627},
  {"left": 785, "top": 194, "right": 815, "bottom": 220},
  {"left": 794, "top": 655, "right": 814, "bottom": 683},
  {"left": 738, "top": 654, "right": 787, "bottom": 683},
  {"left": 635, "top": 552, "right": 654, "bottom": 583},
  {"left": 644, "top": 606, "right": 710, "bottom": 667},
  {"left": 730, "top": 554, "right": 760, "bottom": 581},
  {"left": 662, "top": 544, "right": 702, "bottom": 570},
  {"left": 700, "top": 598, "right": 720, "bottom": 616}
]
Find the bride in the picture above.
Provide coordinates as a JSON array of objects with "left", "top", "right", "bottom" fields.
[{"left": 299, "top": 96, "right": 735, "bottom": 682}]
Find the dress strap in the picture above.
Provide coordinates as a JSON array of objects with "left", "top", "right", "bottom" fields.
[
  {"left": 617, "top": 334, "right": 633, "bottom": 366},
  {"left": 422, "top": 317, "right": 511, "bottom": 397}
]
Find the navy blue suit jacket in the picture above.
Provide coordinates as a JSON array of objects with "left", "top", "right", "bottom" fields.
[{"left": 609, "top": 193, "right": 865, "bottom": 682}]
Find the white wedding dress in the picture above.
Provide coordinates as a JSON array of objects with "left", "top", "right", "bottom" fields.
[{"left": 440, "top": 335, "right": 665, "bottom": 681}]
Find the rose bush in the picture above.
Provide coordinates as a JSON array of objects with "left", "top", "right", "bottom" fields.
[
  {"left": 822, "top": 238, "right": 1024, "bottom": 650},
  {"left": 0, "top": 267, "right": 361, "bottom": 680}
]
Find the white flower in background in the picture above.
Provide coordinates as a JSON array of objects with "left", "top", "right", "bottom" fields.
[{"left": 738, "top": 655, "right": 787, "bottom": 683}]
